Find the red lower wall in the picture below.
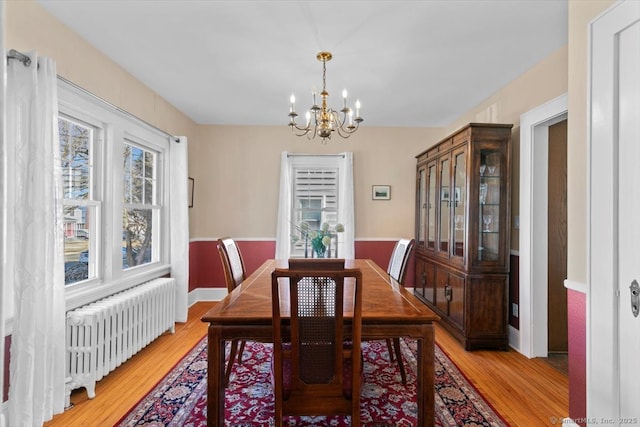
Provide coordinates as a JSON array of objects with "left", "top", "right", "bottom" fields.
[
  {"left": 568, "top": 289, "right": 587, "bottom": 426},
  {"left": 188, "top": 239, "right": 413, "bottom": 290}
]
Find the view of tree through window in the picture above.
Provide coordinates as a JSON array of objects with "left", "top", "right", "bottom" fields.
[
  {"left": 122, "top": 143, "right": 157, "bottom": 269},
  {"left": 60, "top": 116, "right": 97, "bottom": 284}
]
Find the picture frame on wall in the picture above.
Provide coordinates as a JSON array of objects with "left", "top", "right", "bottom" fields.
[
  {"left": 372, "top": 185, "right": 391, "bottom": 200},
  {"left": 188, "top": 177, "right": 195, "bottom": 208}
]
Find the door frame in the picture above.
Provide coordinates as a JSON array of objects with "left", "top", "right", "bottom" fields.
[{"left": 518, "top": 93, "right": 567, "bottom": 357}]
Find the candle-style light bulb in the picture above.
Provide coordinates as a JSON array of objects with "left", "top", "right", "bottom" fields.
[
  {"left": 349, "top": 109, "right": 353, "bottom": 125},
  {"left": 311, "top": 86, "right": 317, "bottom": 105},
  {"left": 355, "top": 99, "right": 361, "bottom": 117},
  {"left": 305, "top": 111, "right": 311, "bottom": 126},
  {"left": 290, "top": 94, "right": 296, "bottom": 113},
  {"left": 342, "top": 89, "right": 348, "bottom": 109}
]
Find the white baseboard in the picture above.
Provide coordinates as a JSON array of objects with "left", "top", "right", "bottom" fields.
[
  {"left": 508, "top": 325, "right": 520, "bottom": 352},
  {"left": 188, "top": 287, "right": 227, "bottom": 305}
]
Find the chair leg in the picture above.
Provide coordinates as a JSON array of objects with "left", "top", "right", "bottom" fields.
[
  {"left": 386, "top": 338, "right": 395, "bottom": 361},
  {"left": 225, "top": 339, "right": 240, "bottom": 386},
  {"left": 237, "top": 340, "right": 246, "bottom": 364},
  {"left": 392, "top": 337, "right": 407, "bottom": 385}
]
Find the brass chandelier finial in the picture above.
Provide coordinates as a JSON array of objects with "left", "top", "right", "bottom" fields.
[{"left": 288, "top": 51, "right": 363, "bottom": 142}]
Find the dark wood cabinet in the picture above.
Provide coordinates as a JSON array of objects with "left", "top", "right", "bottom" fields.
[{"left": 414, "top": 123, "right": 512, "bottom": 350}]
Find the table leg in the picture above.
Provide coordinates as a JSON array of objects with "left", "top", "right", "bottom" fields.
[
  {"left": 208, "top": 325, "right": 224, "bottom": 427},
  {"left": 417, "top": 323, "right": 435, "bottom": 426}
]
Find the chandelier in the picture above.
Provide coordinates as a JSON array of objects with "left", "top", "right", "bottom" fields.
[{"left": 288, "top": 52, "right": 363, "bottom": 142}]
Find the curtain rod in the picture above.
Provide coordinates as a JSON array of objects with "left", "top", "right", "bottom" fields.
[
  {"left": 6, "top": 49, "right": 32, "bottom": 67},
  {"left": 57, "top": 75, "right": 180, "bottom": 143},
  {"left": 287, "top": 153, "right": 345, "bottom": 158},
  {"left": 5, "top": 49, "right": 180, "bottom": 144}
]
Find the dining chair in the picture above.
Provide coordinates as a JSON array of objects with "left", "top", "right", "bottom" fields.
[
  {"left": 217, "top": 237, "right": 247, "bottom": 386},
  {"left": 385, "top": 238, "right": 415, "bottom": 385},
  {"left": 271, "top": 266, "right": 362, "bottom": 426}
]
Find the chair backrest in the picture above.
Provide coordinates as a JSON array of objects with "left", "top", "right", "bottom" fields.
[
  {"left": 287, "top": 258, "right": 345, "bottom": 270},
  {"left": 271, "top": 266, "right": 362, "bottom": 421},
  {"left": 217, "top": 237, "right": 246, "bottom": 292},
  {"left": 387, "top": 238, "right": 416, "bottom": 285}
]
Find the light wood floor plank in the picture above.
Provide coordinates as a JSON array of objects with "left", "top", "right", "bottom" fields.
[{"left": 44, "top": 302, "right": 569, "bottom": 427}]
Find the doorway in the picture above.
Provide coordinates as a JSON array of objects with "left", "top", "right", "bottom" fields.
[
  {"left": 517, "top": 93, "right": 568, "bottom": 358},
  {"left": 546, "top": 120, "right": 568, "bottom": 372}
]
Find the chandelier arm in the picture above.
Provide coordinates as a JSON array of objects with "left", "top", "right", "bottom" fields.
[
  {"left": 289, "top": 122, "right": 312, "bottom": 137},
  {"left": 335, "top": 121, "right": 359, "bottom": 138}
]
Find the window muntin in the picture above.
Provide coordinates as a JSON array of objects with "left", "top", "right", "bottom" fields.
[{"left": 60, "top": 115, "right": 100, "bottom": 285}]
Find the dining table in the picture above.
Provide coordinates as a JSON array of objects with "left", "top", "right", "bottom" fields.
[{"left": 201, "top": 258, "right": 440, "bottom": 426}]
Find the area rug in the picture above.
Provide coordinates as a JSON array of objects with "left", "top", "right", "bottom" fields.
[{"left": 117, "top": 338, "right": 508, "bottom": 426}]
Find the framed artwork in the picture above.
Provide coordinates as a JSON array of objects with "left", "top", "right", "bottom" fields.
[
  {"left": 188, "top": 177, "right": 195, "bottom": 208},
  {"left": 372, "top": 185, "right": 391, "bottom": 200}
]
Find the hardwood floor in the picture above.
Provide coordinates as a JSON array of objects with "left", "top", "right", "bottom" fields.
[{"left": 44, "top": 301, "right": 568, "bottom": 427}]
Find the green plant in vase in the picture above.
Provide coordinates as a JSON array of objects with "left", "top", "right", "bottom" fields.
[{"left": 299, "top": 221, "right": 344, "bottom": 258}]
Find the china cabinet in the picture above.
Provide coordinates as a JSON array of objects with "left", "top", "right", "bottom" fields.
[{"left": 414, "top": 123, "right": 512, "bottom": 350}]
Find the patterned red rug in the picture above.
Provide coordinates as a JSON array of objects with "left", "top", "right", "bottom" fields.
[{"left": 116, "top": 338, "right": 508, "bottom": 426}]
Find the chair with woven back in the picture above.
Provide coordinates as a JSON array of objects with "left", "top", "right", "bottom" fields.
[
  {"left": 271, "top": 261, "right": 362, "bottom": 426},
  {"left": 216, "top": 237, "right": 247, "bottom": 386},
  {"left": 385, "top": 238, "right": 416, "bottom": 385}
]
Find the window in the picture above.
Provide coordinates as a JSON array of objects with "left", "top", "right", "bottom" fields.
[
  {"left": 276, "top": 153, "right": 355, "bottom": 259},
  {"left": 58, "top": 80, "right": 171, "bottom": 309},
  {"left": 61, "top": 115, "right": 100, "bottom": 285},
  {"left": 291, "top": 168, "right": 339, "bottom": 257},
  {"left": 122, "top": 142, "right": 158, "bottom": 269}
]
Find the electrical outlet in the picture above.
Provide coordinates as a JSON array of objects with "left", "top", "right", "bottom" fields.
[{"left": 512, "top": 303, "right": 519, "bottom": 318}]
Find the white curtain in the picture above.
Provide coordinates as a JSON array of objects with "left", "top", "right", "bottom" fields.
[
  {"left": 275, "top": 151, "right": 293, "bottom": 259},
  {"left": 275, "top": 152, "right": 355, "bottom": 259},
  {"left": 1, "top": 5, "right": 8, "bottom": 427},
  {"left": 169, "top": 136, "right": 189, "bottom": 322},
  {"left": 6, "top": 52, "right": 66, "bottom": 425},
  {"left": 337, "top": 152, "right": 355, "bottom": 259}
]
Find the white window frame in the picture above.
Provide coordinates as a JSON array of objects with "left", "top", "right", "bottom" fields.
[{"left": 58, "top": 80, "right": 171, "bottom": 311}]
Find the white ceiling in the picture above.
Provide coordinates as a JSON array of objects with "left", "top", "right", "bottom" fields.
[{"left": 37, "top": 0, "right": 567, "bottom": 128}]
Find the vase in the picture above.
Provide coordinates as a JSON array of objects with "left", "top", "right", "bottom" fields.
[{"left": 314, "top": 247, "right": 327, "bottom": 258}]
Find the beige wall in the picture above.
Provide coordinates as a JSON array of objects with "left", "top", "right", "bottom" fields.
[
  {"left": 567, "top": 0, "right": 615, "bottom": 284},
  {"left": 189, "top": 125, "right": 444, "bottom": 238}
]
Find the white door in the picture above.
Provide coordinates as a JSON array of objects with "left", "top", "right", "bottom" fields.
[
  {"left": 589, "top": 0, "right": 640, "bottom": 423},
  {"left": 617, "top": 14, "right": 640, "bottom": 420}
]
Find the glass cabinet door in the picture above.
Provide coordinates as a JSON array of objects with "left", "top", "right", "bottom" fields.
[
  {"left": 426, "top": 162, "right": 437, "bottom": 251},
  {"left": 478, "top": 150, "right": 501, "bottom": 261},
  {"left": 438, "top": 156, "right": 450, "bottom": 256},
  {"left": 417, "top": 165, "right": 426, "bottom": 247},
  {"left": 452, "top": 148, "right": 466, "bottom": 258}
]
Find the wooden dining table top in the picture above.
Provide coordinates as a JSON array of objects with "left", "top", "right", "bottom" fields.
[{"left": 201, "top": 258, "right": 439, "bottom": 327}]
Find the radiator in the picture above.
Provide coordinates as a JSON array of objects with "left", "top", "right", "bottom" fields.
[{"left": 65, "top": 278, "right": 176, "bottom": 406}]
